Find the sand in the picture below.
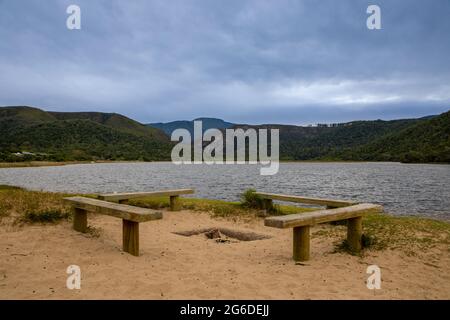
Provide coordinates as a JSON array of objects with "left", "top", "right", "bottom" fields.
[{"left": 1, "top": 210, "right": 449, "bottom": 299}]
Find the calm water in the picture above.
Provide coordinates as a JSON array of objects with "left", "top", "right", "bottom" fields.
[{"left": 0, "top": 162, "right": 449, "bottom": 220}]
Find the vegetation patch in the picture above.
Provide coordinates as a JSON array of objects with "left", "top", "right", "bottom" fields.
[
  {"left": 240, "top": 189, "right": 265, "bottom": 209},
  {"left": 334, "top": 233, "right": 379, "bottom": 256},
  {"left": 240, "top": 188, "right": 310, "bottom": 215},
  {"left": 22, "top": 209, "right": 70, "bottom": 223},
  {"left": 0, "top": 186, "right": 71, "bottom": 224},
  {"left": 362, "top": 214, "right": 450, "bottom": 255},
  {"left": 315, "top": 213, "right": 450, "bottom": 256},
  {"left": 130, "top": 189, "right": 313, "bottom": 219},
  {"left": 131, "top": 196, "right": 255, "bottom": 218},
  {"left": 0, "top": 184, "right": 23, "bottom": 190}
]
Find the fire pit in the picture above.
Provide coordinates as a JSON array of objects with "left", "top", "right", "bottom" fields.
[{"left": 174, "top": 227, "right": 271, "bottom": 243}]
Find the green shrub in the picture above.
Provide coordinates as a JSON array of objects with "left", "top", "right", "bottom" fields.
[
  {"left": 361, "top": 233, "right": 378, "bottom": 248},
  {"left": 336, "top": 233, "right": 379, "bottom": 255},
  {"left": 240, "top": 189, "right": 265, "bottom": 209},
  {"left": 0, "top": 185, "right": 23, "bottom": 190},
  {"left": 23, "top": 209, "right": 70, "bottom": 223}
]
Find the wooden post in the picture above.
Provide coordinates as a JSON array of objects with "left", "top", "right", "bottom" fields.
[
  {"left": 293, "top": 226, "right": 310, "bottom": 261},
  {"left": 73, "top": 208, "right": 87, "bottom": 233},
  {"left": 170, "top": 195, "right": 181, "bottom": 211},
  {"left": 347, "top": 216, "right": 363, "bottom": 253},
  {"left": 123, "top": 220, "right": 139, "bottom": 256},
  {"left": 263, "top": 199, "right": 273, "bottom": 212}
]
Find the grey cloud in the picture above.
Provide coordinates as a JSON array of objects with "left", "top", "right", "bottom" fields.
[{"left": 0, "top": 0, "right": 449, "bottom": 124}]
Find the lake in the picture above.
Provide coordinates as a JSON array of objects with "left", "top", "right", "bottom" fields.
[{"left": 0, "top": 162, "right": 449, "bottom": 221}]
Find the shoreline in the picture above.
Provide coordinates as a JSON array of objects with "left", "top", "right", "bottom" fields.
[
  {"left": 0, "top": 160, "right": 162, "bottom": 169},
  {"left": 1, "top": 160, "right": 449, "bottom": 169}
]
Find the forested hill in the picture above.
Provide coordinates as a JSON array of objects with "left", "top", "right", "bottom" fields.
[
  {"left": 1, "top": 106, "right": 449, "bottom": 163},
  {"left": 230, "top": 111, "right": 449, "bottom": 163},
  {"left": 336, "top": 110, "right": 450, "bottom": 163},
  {"left": 0, "top": 106, "right": 172, "bottom": 161}
]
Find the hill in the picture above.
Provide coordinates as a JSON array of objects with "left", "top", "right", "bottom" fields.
[
  {"left": 338, "top": 111, "right": 450, "bottom": 162},
  {"left": 232, "top": 118, "right": 422, "bottom": 160},
  {"left": 1, "top": 106, "right": 448, "bottom": 164},
  {"left": 148, "top": 117, "right": 235, "bottom": 136},
  {"left": 148, "top": 111, "right": 449, "bottom": 163},
  {"left": 0, "top": 106, "right": 172, "bottom": 161},
  {"left": 50, "top": 111, "right": 167, "bottom": 141}
]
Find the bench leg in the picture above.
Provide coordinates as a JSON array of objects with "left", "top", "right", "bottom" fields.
[
  {"left": 347, "top": 217, "right": 363, "bottom": 253},
  {"left": 293, "top": 226, "right": 310, "bottom": 261},
  {"left": 263, "top": 199, "right": 273, "bottom": 212},
  {"left": 170, "top": 195, "right": 181, "bottom": 211},
  {"left": 123, "top": 220, "right": 139, "bottom": 256},
  {"left": 73, "top": 208, "right": 87, "bottom": 233}
]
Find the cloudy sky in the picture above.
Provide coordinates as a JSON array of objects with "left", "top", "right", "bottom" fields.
[{"left": 0, "top": 0, "right": 449, "bottom": 125}]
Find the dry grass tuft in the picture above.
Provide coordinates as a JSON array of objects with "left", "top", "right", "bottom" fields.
[{"left": 0, "top": 185, "right": 71, "bottom": 224}]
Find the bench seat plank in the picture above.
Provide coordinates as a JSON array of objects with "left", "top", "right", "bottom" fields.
[
  {"left": 255, "top": 192, "right": 356, "bottom": 208},
  {"left": 98, "top": 189, "right": 195, "bottom": 202},
  {"left": 265, "top": 203, "right": 382, "bottom": 229},
  {"left": 64, "top": 196, "right": 162, "bottom": 223}
]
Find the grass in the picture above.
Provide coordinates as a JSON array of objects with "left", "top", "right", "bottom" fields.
[
  {"left": 362, "top": 213, "right": 450, "bottom": 255},
  {"left": 130, "top": 196, "right": 312, "bottom": 219},
  {"left": 0, "top": 185, "right": 71, "bottom": 224},
  {"left": 315, "top": 213, "right": 450, "bottom": 256},
  {"left": 0, "top": 185, "right": 449, "bottom": 256}
]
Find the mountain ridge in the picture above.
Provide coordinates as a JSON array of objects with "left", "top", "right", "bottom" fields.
[
  {"left": 0, "top": 106, "right": 172, "bottom": 161},
  {"left": 1, "top": 106, "right": 449, "bottom": 163},
  {"left": 148, "top": 117, "right": 235, "bottom": 136}
]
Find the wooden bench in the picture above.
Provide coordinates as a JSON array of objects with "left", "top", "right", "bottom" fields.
[
  {"left": 254, "top": 192, "right": 357, "bottom": 209},
  {"left": 64, "top": 196, "right": 162, "bottom": 256},
  {"left": 265, "top": 203, "right": 383, "bottom": 261},
  {"left": 97, "top": 189, "right": 195, "bottom": 211}
]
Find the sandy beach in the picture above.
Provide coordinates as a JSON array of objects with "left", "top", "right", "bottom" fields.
[{"left": 1, "top": 209, "right": 449, "bottom": 300}]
